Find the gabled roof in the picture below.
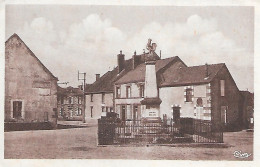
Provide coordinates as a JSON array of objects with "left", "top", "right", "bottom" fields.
[
  {"left": 85, "top": 58, "right": 134, "bottom": 94},
  {"left": 115, "top": 56, "right": 182, "bottom": 85},
  {"left": 159, "top": 63, "right": 225, "bottom": 87},
  {"left": 5, "top": 33, "right": 58, "bottom": 81}
]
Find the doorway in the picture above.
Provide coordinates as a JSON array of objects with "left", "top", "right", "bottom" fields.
[
  {"left": 121, "top": 105, "right": 126, "bottom": 121},
  {"left": 13, "top": 101, "right": 22, "bottom": 119},
  {"left": 133, "top": 105, "right": 140, "bottom": 123}
]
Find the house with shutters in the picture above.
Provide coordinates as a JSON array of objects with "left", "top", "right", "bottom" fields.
[
  {"left": 114, "top": 44, "right": 241, "bottom": 130},
  {"left": 5, "top": 34, "right": 58, "bottom": 125},
  {"left": 85, "top": 40, "right": 242, "bottom": 130},
  {"left": 57, "top": 86, "right": 83, "bottom": 121}
]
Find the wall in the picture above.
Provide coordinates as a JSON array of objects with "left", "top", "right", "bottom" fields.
[
  {"left": 160, "top": 84, "right": 211, "bottom": 120},
  {"left": 57, "top": 94, "right": 83, "bottom": 119},
  {"left": 5, "top": 35, "right": 57, "bottom": 124},
  {"left": 210, "top": 65, "right": 241, "bottom": 129},
  {"left": 85, "top": 92, "right": 113, "bottom": 119},
  {"left": 114, "top": 82, "right": 145, "bottom": 119}
]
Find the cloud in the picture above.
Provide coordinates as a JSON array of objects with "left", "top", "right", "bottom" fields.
[
  {"left": 124, "top": 15, "right": 253, "bottom": 91},
  {"left": 16, "top": 14, "right": 253, "bottom": 91}
]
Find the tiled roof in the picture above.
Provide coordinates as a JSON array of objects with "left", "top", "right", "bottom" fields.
[
  {"left": 85, "top": 58, "right": 134, "bottom": 94},
  {"left": 115, "top": 56, "right": 180, "bottom": 84},
  {"left": 57, "top": 86, "right": 83, "bottom": 96},
  {"left": 159, "top": 63, "right": 225, "bottom": 87}
]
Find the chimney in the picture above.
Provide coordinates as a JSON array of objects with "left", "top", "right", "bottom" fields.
[
  {"left": 132, "top": 51, "right": 141, "bottom": 69},
  {"left": 96, "top": 74, "right": 100, "bottom": 81},
  {"left": 205, "top": 63, "right": 209, "bottom": 78},
  {"left": 117, "top": 50, "right": 125, "bottom": 73}
]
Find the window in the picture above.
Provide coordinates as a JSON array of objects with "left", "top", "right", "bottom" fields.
[
  {"left": 102, "top": 93, "right": 105, "bottom": 103},
  {"left": 68, "top": 97, "right": 72, "bottom": 104},
  {"left": 220, "top": 80, "right": 225, "bottom": 96},
  {"left": 59, "top": 108, "right": 64, "bottom": 116},
  {"left": 116, "top": 86, "right": 121, "bottom": 98},
  {"left": 139, "top": 85, "right": 145, "bottom": 97},
  {"left": 102, "top": 106, "right": 105, "bottom": 113},
  {"left": 126, "top": 86, "right": 131, "bottom": 98},
  {"left": 90, "top": 106, "right": 93, "bottom": 118},
  {"left": 90, "top": 94, "right": 93, "bottom": 102},
  {"left": 185, "top": 88, "right": 192, "bottom": 102}
]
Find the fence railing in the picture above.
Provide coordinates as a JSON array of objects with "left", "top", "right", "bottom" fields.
[{"left": 98, "top": 118, "right": 223, "bottom": 145}]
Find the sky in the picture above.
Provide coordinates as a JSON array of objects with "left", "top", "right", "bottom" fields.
[{"left": 5, "top": 5, "right": 254, "bottom": 91}]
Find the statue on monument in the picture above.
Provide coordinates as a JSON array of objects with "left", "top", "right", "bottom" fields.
[
  {"left": 146, "top": 39, "right": 157, "bottom": 62},
  {"left": 146, "top": 38, "right": 157, "bottom": 54}
]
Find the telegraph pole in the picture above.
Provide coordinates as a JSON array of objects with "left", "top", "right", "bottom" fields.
[{"left": 78, "top": 71, "right": 86, "bottom": 123}]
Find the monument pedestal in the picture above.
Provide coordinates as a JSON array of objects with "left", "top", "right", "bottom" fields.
[{"left": 141, "top": 97, "right": 162, "bottom": 124}]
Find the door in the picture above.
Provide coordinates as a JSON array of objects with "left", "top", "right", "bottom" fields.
[
  {"left": 13, "top": 101, "right": 22, "bottom": 118},
  {"left": 121, "top": 105, "right": 126, "bottom": 121},
  {"left": 172, "top": 107, "right": 180, "bottom": 124},
  {"left": 221, "top": 106, "right": 227, "bottom": 124},
  {"left": 133, "top": 105, "right": 141, "bottom": 123}
]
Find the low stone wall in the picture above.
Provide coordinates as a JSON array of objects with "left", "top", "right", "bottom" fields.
[{"left": 4, "top": 122, "right": 54, "bottom": 132}]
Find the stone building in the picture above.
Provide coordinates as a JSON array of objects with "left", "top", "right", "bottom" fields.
[
  {"left": 57, "top": 86, "right": 83, "bottom": 121},
  {"left": 5, "top": 34, "right": 58, "bottom": 125},
  {"left": 85, "top": 40, "right": 244, "bottom": 130}
]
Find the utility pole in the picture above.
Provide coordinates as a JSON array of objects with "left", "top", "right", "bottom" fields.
[{"left": 78, "top": 71, "right": 86, "bottom": 123}]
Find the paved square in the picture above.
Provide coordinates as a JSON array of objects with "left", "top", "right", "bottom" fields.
[{"left": 4, "top": 125, "right": 253, "bottom": 160}]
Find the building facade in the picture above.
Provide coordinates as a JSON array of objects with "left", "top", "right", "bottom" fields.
[
  {"left": 84, "top": 51, "right": 135, "bottom": 121},
  {"left": 5, "top": 34, "right": 58, "bottom": 125},
  {"left": 159, "top": 63, "right": 241, "bottom": 129},
  {"left": 84, "top": 41, "right": 246, "bottom": 131},
  {"left": 114, "top": 49, "right": 241, "bottom": 130},
  {"left": 57, "top": 86, "right": 83, "bottom": 120},
  {"left": 114, "top": 55, "right": 187, "bottom": 121}
]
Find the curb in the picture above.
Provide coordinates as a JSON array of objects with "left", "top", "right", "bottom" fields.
[{"left": 97, "top": 143, "right": 232, "bottom": 148}]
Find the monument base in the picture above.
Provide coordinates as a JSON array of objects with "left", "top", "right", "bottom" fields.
[{"left": 141, "top": 117, "right": 162, "bottom": 124}]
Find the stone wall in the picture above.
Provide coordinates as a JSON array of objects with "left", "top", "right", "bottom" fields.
[{"left": 5, "top": 35, "right": 58, "bottom": 124}]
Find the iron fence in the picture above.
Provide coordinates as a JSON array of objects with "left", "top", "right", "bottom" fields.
[{"left": 98, "top": 118, "right": 223, "bottom": 145}]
